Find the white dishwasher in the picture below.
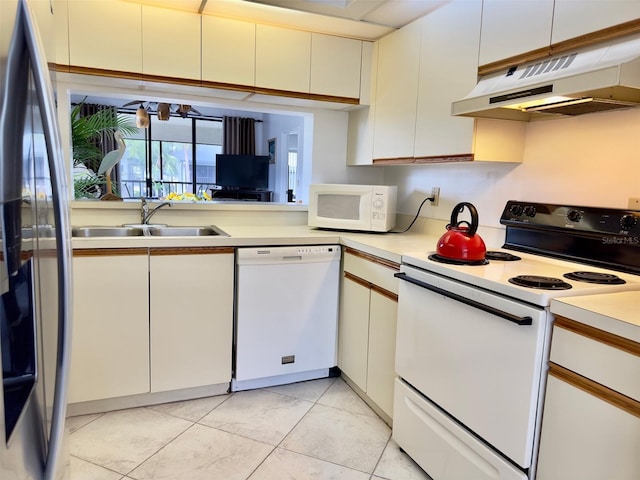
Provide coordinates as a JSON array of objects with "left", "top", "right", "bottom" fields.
[{"left": 232, "top": 245, "right": 341, "bottom": 391}]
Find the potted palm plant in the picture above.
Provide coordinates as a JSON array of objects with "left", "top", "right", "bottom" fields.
[{"left": 71, "top": 101, "right": 138, "bottom": 199}]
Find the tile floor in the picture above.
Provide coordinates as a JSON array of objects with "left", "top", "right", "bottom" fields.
[{"left": 67, "top": 376, "right": 432, "bottom": 480}]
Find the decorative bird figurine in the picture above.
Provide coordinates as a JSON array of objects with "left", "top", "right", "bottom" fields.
[{"left": 98, "top": 131, "right": 126, "bottom": 201}]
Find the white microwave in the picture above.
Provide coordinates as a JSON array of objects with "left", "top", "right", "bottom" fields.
[{"left": 308, "top": 184, "right": 397, "bottom": 232}]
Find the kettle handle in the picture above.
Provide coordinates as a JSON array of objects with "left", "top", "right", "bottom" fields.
[{"left": 450, "top": 202, "right": 479, "bottom": 236}]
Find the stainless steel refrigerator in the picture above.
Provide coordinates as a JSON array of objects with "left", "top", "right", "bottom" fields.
[{"left": 1, "top": 0, "right": 72, "bottom": 479}]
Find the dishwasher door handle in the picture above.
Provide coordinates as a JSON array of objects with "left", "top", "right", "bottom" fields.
[{"left": 394, "top": 272, "right": 533, "bottom": 326}]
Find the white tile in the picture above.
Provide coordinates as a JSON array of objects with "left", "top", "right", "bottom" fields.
[
  {"left": 249, "top": 447, "right": 370, "bottom": 480},
  {"left": 66, "top": 413, "right": 103, "bottom": 434},
  {"left": 281, "top": 403, "right": 391, "bottom": 473},
  {"left": 70, "top": 456, "right": 123, "bottom": 480},
  {"left": 147, "top": 394, "right": 229, "bottom": 422},
  {"left": 317, "top": 378, "right": 377, "bottom": 417},
  {"left": 374, "top": 440, "right": 433, "bottom": 480},
  {"left": 129, "top": 423, "right": 273, "bottom": 480},
  {"left": 199, "top": 389, "right": 313, "bottom": 445},
  {"left": 266, "top": 377, "right": 336, "bottom": 402},
  {"left": 70, "top": 407, "right": 192, "bottom": 475}
]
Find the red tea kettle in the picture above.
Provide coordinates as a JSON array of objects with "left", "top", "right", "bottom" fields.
[{"left": 436, "top": 202, "right": 487, "bottom": 262}]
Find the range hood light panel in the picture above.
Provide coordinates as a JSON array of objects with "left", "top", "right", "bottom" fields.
[
  {"left": 524, "top": 97, "right": 594, "bottom": 112},
  {"left": 501, "top": 95, "right": 574, "bottom": 111}
]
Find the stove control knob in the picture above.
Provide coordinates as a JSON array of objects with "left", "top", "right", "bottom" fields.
[
  {"left": 523, "top": 205, "right": 537, "bottom": 217},
  {"left": 509, "top": 204, "right": 524, "bottom": 216},
  {"left": 620, "top": 214, "right": 637, "bottom": 230},
  {"left": 567, "top": 209, "right": 582, "bottom": 222}
]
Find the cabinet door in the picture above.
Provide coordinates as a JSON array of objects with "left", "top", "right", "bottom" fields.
[
  {"left": 372, "top": 19, "right": 421, "bottom": 160},
  {"left": 202, "top": 16, "right": 255, "bottom": 86},
  {"left": 536, "top": 375, "right": 640, "bottom": 480},
  {"left": 552, "top": 0, "right": 640, "bottom": 44},
  {"left": 142, "top": 5, "right": 200, "bottom": 81},
  {"left": 479, "top": 0, "right": 554, "bottom": 66},
  {"left": 366, "top": 290, "right": 397, "bottom": 418},
  {"left": 149, "top": 250, "right": 233, "bottom": 393},
  {"left": 310, "top": 33, "right": 362, "bottom": 99},
  {"left": 67, "top": 0, "right": 142, "bottom": 73},
  {"left": 69, "top": 253, "right": 150, "bottom": 403},
  {"left": 414, "top": 0, "right": 481, "bottom": 158},
  {"left": 338, "top": 275, "right": 370, "bottom": 391},
  {"left": 255, "top": 24, "right": 311, "bottom": 93}
]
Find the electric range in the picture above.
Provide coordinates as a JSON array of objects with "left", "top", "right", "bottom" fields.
[
  {"left": 393, "top": 201, "right": 640, "bottom": 480},
  {"left": 403, "top": 200, "right": 640, "bottom": 307}
]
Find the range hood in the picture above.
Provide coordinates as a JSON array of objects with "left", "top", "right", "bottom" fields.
[{"left": 452, "top": 35, "right": 640, "bottom": 121}]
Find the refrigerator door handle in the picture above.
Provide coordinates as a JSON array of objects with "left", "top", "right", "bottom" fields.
[{"left": 21, "top": 1, "right": 73, "bottom": 479}]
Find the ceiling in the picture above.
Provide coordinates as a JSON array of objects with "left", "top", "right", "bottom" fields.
[{"left": 128, "top": 0, "right": 450, "bottom": 40}]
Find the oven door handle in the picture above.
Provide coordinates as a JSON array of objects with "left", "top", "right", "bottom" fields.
[{"left": 394, "top": 272, "right": 533, "bottom": 326}]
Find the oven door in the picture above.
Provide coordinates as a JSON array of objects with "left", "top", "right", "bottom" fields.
[{"left": 395, "top": 265, "right": 550, "bottom": 471}]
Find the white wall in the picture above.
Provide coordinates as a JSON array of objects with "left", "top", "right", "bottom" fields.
[
  {"left": 310, "top": 109, "right": 383, "bottom": 187},
  {"left": 383, "top": 108, "right": 640, "bottom": 228}
]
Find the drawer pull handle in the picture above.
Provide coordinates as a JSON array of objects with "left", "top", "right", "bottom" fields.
[{"left": 395, "top": 272, "right": 533, "bottom": 326}]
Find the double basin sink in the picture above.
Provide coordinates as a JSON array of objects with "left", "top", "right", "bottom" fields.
[{"left": 71, "top": 225, "right": 229, "bottom": 238}]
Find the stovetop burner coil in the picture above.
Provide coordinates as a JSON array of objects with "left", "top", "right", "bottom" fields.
[
  {"left": 508, "top": 275, "right": 573, "bottom": 290},
  {"left": 485, "top": 251, "right": 521, "bottom": 261},
  {"left": 563, "top": 271, "right": 626, "bottom": 285},
  {"left": 428, "top": 254, "right": 489, "bottom": 266}
]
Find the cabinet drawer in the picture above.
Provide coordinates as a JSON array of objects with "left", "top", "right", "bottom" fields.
[
  {"left": 551, "top": 316, "right": 640, "bottom": 400},
  {"left": 343, "top": 249, "right": 399, "bottom": 295}
]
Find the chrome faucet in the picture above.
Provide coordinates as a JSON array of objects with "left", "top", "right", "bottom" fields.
[{"left": 140, "top": 197, "right": 172, "bottom": 224}]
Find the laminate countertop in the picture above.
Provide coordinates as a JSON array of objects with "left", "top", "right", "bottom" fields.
[{"left": 551, "top": 292, "right": 640, "bottom": 343}]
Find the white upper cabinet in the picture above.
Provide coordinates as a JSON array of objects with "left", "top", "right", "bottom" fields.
[
  {"left": 310, "top": 33, "right": 362, "bottom": 98},
  {"left": 414, "top": 0, "right": 481, "bottom": 158},
  {"left": 255, "top": 24, "right": 311, "bottom": 93},
  {"left": 67, "top": 0, "right": 142, "bottom": 73},
  {"left": 478, "top": 0, "right": 554, "bottom": 66},
  {"left": 142, "top": 5, "right": 200, "bottom": 81},
  {"left": 552, "top": 0, "right": 640, "bottom": 43},
  {"left": 201, "top": 15, "right": 255, "bottom": 86},
  {"left": 372, "top": 19, "right": 421, "bottom": 160}
]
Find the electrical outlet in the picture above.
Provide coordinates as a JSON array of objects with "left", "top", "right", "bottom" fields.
[
  {"left": 430, "top": 187, "right": 440, "bottom": 206},
  {"left": 629, "top": 197, "right": 640, "bottom": 210}
]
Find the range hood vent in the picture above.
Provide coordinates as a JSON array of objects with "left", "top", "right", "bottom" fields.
[{"left": 452, "top": 35, "right": 640, "bottom": 121}]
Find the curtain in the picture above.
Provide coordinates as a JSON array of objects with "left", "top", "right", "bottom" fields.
[{"left": 223, "top": 116, "right": 256, "bottom": 154}]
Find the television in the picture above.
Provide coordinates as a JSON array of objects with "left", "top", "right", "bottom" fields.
[{"left": 215, "top": 154, "right": 270, "bottom": 190}]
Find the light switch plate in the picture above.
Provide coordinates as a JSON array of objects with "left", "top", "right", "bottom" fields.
[{"left": 628, "top": 197, "right": 640, "bottom": 210}]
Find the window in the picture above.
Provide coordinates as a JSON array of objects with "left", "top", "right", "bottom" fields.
[{"left": 117, "top": 114, "right": 222, "bottom": 199}]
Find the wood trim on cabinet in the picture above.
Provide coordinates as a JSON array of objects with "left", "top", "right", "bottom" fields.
[
  {"left": 344, "top": 247, "right": 400, "bottom": 271},
  {"left": 371, "top": 283, "right": 399, "bottom": 303},
  {"left": 548, "top": 362, "right": 640, "bottom": 418},
  {"left": 344, "top": 271, "right": 371, "bottom": 290},
  {"left": 373, "top": 153, "right": 474, "bottom": 165},
  {"left": 73, "top": 248, "right": 148, "bottom": 257},
  {"left": 554, "top": 315, "right": 640, "bottom": 357},
  {"left": 149, "top": 246, "right": 234, "bottom": 256},
  {"left": 478, "top": 18, "right": 640, "bottom": 76},
  {"left": 60, "top": 66, "right": 360, "bottom": 106},
  {"left": 253, "top": 86, "right": 359, "bottom": 105},
  {"left": 67, "top": 65, "right": 143, "bottom": 81},
  {"left": 343, "top": 271, "right": 398, "bottom": 303}
]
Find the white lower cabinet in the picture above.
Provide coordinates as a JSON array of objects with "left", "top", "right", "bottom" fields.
[
  {"left": 536, "top": 374, "right": 640, "bottom": 480},
  {"left": 149, "top": 248, "right": 234, "bottom": 393},
  {"left": 536, "top": 315, "right": 640, "bottom": 480},
  {"left": 69, "top": 250, "right": 150, "bottom": 403},
  {"left": 338, "top": 248, "right": 398, "bottom": 419},
  {"left": 70, "top": 247, "right": 234, "bottom": 405}
]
